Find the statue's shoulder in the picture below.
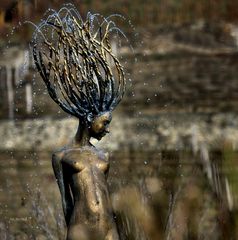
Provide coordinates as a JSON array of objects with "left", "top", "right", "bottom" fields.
[
  {"left": 52, "top": 146, "right": 68, "bottom": 160},
  {"left": 54, "top": 145, "right": 109, "bottom": 162},
  {"left": 70, "top": 145, "right": 109, "bottom": 161}
]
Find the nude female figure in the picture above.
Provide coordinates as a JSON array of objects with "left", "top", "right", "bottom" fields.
[
  {"left": 52, "top": 112, "right": 119, "bottom": 240},
  {"left": 31, "top": 5, "right": 125, "bottom": 239}
]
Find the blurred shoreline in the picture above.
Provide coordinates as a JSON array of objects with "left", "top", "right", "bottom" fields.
[{"left": 1, "top": 112, "right": 238, "bottom": 151}]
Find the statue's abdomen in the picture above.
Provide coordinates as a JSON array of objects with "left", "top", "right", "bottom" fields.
[{"left": 70, "top": 166, "right": 114, "bottom": 231}]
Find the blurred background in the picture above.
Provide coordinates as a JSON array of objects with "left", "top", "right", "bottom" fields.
[{"left": 1, "top": 0, "right": 238, "bottom": 239}]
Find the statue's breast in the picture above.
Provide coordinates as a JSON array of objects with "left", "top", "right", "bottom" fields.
[{"left": 62, "top": 147, "right": 109, "bottom": 173}]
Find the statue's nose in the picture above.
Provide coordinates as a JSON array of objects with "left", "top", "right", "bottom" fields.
[{"left": 105, "top": 127, "right": 110, "bottom": 133}]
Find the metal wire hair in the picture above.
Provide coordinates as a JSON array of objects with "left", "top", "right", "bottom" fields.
[{"left": 31, "top": 4, "right": 126, "bottom": 121}]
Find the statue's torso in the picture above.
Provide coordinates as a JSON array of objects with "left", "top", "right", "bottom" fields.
[{"left": 60, "top": 146, "right": 116, "bottom": 236}]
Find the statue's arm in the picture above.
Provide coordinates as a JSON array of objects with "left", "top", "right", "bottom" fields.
[{"left": 52, "top": 152, "right": 73, "bottom": 226}]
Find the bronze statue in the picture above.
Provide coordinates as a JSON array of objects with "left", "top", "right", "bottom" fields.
[{"left": 31, "top": 5, "right": 125, "bottom": 239}]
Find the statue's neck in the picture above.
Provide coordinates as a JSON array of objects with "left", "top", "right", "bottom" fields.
[{"left": 74, "top": 120, "right": 91, "bottom": 146}]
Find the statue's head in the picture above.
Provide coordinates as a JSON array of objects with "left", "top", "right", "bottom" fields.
[
  {"left": 31, "top": 5, "right": 126, "bottom": 141},
  {"left": 88, "top": 111, "right": 112, "bottom": 140}
]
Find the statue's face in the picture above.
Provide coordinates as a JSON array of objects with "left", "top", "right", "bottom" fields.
[{"left": 90, "top": 112, "right": 112, "bottom": 140}]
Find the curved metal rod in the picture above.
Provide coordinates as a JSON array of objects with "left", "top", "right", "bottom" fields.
[{"left": 31, "top": 5, "right": 126, "bottom": 121}]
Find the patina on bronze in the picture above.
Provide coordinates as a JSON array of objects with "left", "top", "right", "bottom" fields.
[{"left": 31, "top": 5, "right": 125, "bottom": 239}]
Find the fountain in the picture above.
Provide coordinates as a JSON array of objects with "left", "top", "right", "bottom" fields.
[{"left": 31, "top": 4, "right": 126, "bottom": 240}]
